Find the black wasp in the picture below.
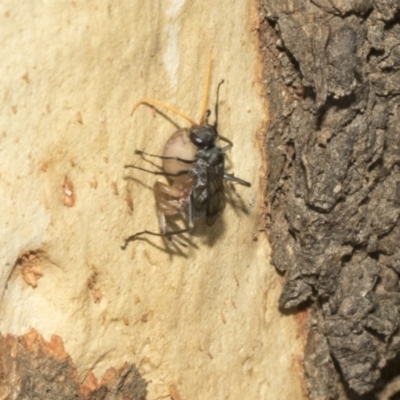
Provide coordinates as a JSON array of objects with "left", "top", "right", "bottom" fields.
[{"left": 122, "top": 57, "right": 250, "bottom": 249}]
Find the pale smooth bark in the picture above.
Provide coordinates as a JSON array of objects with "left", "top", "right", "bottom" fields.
[{"left": 0, "top": 1, "right": 306, "bottom": 398}]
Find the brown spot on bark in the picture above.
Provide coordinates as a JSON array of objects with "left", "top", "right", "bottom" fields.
[
  {"left": 169, "top": 384, "right": 182, "bottom": 400},
  {"left": 87, "top": 270, "right": 102, "bottom": 304},
  {"left": 76, "top": 111, "right": 83, "bottom": 124},
  {"left": 21, "top": 72, "right": 30, "bottom": 83},
  {"left": 15, "top": 251, "right": 43, "bottom": 288},
  {"left": 62, "top": 176, "right": 75, "bottom": 207}
]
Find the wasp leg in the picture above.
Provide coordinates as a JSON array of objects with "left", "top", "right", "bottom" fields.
[
  {"left": 224, "top": 173, "right": 251, "bottom": 187},
  {"left": 121, "top": 220, "right": 190, "bottom": 250},
  {"left": 124, "top": 165, "right": 190, "bottom": 177},
  {"left": 135, "top": 150, "right": 196, "bottom": 164},
  {"left": 155, "top": 182, "right": 194, "bottom": 248},
  {"left": 121, "top": 182, "right": 194, "bottom": 250},
  {"left": 121, "top": 229, "right": 169, "bottom": 249},
  {"left": 219, "top": 135, "right": 233, "bottom": 152},
  {"left": 163, "top": 219, "right": 190, "bottom": 247}
]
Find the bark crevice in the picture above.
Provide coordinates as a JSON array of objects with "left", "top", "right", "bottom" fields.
[{"left": 260, "top": 0, "right": 400, "bottom": 397}]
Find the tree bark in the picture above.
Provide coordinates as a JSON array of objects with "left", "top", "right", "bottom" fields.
[
  {"left": 0, "top": 1, "right": 307, "bottom": 399},
  {"left": 261, "top": 0, "right": 400, "bottom": 398}
]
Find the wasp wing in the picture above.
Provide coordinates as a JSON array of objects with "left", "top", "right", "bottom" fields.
[{"left": 206, "top": 165, "right": 226, "bottom": 226}]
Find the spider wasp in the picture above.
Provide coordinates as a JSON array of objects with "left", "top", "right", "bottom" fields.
[{"left": 122, "top": 56, "right": 250, "bottom": 249}]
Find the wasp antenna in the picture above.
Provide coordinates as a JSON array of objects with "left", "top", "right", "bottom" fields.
[
  {"left": 131, "top": 98, "right": 198, "bottom": 126},
  {"left": 204, "top": 109, "right": 211, "bottom": 124},
  {"left": 214, "top": 80, "right": 225, "bottom": 130},
  {"left": 199, "top": 51, "right": 213, "bottom": 125}
]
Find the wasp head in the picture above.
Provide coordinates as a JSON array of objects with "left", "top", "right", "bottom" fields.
[{"left": 190, "top": 125, "right": 218, "bottom": 149}]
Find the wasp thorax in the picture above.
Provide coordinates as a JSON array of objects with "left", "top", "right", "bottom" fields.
[
  {"left": 190, "top": 125, "right": 217, "bottom": 148},
  {"left": 162, "top": 128, "right": 197, "bottom": 184}
]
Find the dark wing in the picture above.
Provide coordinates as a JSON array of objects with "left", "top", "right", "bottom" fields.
[{"left": 206, "top": 165, "right": 226, "bottom": 226}]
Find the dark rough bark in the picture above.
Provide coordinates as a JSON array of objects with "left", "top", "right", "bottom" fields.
[{"left": 260, "top": 0, "right": 400, "bottom": 397}]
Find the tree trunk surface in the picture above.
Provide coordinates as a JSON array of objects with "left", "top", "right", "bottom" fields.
[
  {"left": 3, "top": 0, "right": 398, "bottom": 399},
  {"left": 261, "top": 0, "right": 400, "bottom": 399},
  {"left": 0, "top": 1, "right": 306, "bottom": 399}
]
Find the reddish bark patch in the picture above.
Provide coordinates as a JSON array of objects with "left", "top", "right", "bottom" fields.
[
  {"left": 14, "top": 251, "right": 44, "bottom": 288},
  {"left": 0, "top": 329, "right": 147, "bottom": 399}
]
